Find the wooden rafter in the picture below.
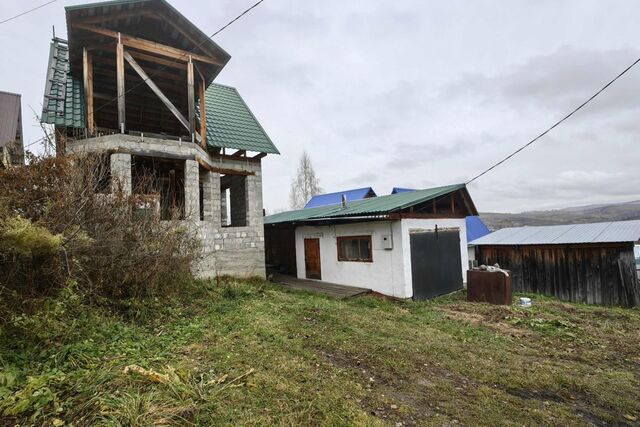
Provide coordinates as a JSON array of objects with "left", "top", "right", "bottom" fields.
[
  {"left": 252, "top": 153, "right": 267, "bottom": 160},
  {"left": 73, "top": 23, "right": 222, "bottom": 66},
  {"left": 127, "top": 50, "right": 187, "bottom": 70},
  {"left": 147, "top": 12, "right": 217, "bottom": 59},
  {"left": 74, "top": 8, "right": 156, "bottom": 25},
  {"left": 230, "top": 150, "right": 246, "bottom": 158},
  {"left": 122, "top": 50, "right": 201, "bottom": 141}
]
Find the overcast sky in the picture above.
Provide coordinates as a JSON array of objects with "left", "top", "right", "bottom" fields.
[{"left": 1, "top": 0, "right": 639, "bottom": 213}]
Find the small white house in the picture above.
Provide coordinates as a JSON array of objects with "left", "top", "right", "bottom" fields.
[{"left": 264, "top": 184, "right": 479, "bottom": 300}]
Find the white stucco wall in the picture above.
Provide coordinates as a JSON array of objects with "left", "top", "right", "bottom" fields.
[
  {"left": 295, "top": 221, "right": 406, "bottom": 297},
  {"left": 294, "top": 217, "right": 469, "bottom": 299}
]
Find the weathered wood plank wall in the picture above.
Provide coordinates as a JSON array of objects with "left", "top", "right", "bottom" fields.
[{"left": 477, "top": 243, "right": 640, "bottom": 307}]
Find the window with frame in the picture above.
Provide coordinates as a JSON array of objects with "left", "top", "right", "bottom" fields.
[{"left": 337, "top": 235, "right": 372, "bottom": 262}]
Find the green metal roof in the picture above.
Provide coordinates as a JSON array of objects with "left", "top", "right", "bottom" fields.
[
  {"left": 199, "top": 84, "right": 279, "bottom": 154},
  {"left": 264, "top": 184, "right": 467, "bottom": 225},
  {"left": 41, "top": 39, "right": 86, "bottom": 128},
  {"left": 40, "top": 39, "right": 277, "bottom": 154}
]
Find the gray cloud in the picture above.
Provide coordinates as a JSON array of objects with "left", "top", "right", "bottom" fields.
[{"left": 2, "top": 0, "right": 640, "bottom": 213}]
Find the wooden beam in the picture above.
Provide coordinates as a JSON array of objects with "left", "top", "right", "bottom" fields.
[
  {"left": 388, "top": 213, "right": 466, "bottom": 220},
  {"left": 116, "top": 34, "right": 125, "bottom": 133},
  {"left": 74, "top": 8, "right": 156, "bottom": 24},
  {"left": 127, "top": 49, "right": 187, "bottom": 70},
  {"left": 196, "top": 157, "right": 254, "bottom": 176},
  {"left": 83, "top": 47, "right": 95, "bottom": 134},
  {"left": 209, "top": 152, "right": 262, "bottom": 164},
  {"left": 123, "top": 50, "right": 190, "bottom": 131},
  {"left": 187, "top": 56, "right": 195, "bottom": 136},
  {"left": 73, "top": 23, "right": 222, "bottom": 66},
  {"left": 252, "top": 152, "right": 267, "bottom": 160},
  {"left": 148, "top": 12, "right": 217, "bottom": 59},
  {"left": 231, "top": 150, "right": 246, "bottom": 159},
  {"left": 199, "top": 77, "right": 207, "bottom": 149},
  {"left": 450, "top": 193, "right": 455, "bottom": 214}
]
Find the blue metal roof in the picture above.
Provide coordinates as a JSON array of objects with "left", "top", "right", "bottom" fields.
[
  {"left": 466, "top": 216, "right": 491, "bottom": 243},
  {"left": 391, "top": 187, "right": 416, "bottom": 194},
  {"left": 304, "top": 187, "right": 377, "bottom": 209}
]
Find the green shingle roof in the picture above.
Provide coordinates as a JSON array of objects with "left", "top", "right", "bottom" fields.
[
  {"left": 41, "top": 39, "right": 86, "bottom": 128},
  {"left": 41, "top": 42, "right": 278, "bottom": 154},
  {"left": 199, "top": 84, "right": 279, "bottom": 154},
  {"left": 264, "top": 184, "right": 467, "bottom": 225}
]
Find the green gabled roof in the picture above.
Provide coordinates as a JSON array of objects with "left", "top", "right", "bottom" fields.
[
  {"left": 41, "top": 42, "right": 278, "bottom": 154},
  {"left": 264, "top": 184, "right": 467, "bottom": 225},
  {"left": 41, "top": 39, "right": 86, "bottom": 128},
  {"left": 199, "top": 83, "right": 279, "bottom": 154}
]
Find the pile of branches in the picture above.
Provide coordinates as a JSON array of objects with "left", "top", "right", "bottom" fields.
[{"left": 0, "top": 154, "right": 200, "bottom": 319}]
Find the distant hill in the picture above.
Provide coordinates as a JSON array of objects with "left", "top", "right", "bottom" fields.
[{"left": 480, "top": 200, "right": 640, "bottom": 230}]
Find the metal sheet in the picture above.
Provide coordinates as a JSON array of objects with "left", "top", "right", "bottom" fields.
[
  {"left": 470, "top": 220, "right": 640, "bottom": 246},
  {"left": 410, "top": 229, "right": 463, "bottom": 300},
  {"left": 467, "top": 270, "right": 512, "bottom": 305},
  {"left": 0, "top": 91, "right": 21, "bottom": 148}
]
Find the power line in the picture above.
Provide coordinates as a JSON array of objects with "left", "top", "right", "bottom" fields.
[
  {"left": 93, "top": 0, "right": 265, "bottom": 115},
  {"left": 466, "top": 56, "right": 640, "bottom": 185},
  {"left": 0, "top": 0, "right": 57, "bottom": 25}
]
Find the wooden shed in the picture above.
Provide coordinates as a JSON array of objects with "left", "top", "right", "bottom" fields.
[{"left": 469, "top": 220, "right": 640, "bottom": 307}]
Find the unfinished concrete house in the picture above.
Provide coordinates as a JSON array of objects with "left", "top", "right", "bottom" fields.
[{"left": 40, "top": 0, "right": 279, "bottom": 277}]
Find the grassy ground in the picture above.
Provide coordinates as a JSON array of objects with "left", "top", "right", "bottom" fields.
[{"left": 1, "top": 278, "right": 639, "bottom": 426}]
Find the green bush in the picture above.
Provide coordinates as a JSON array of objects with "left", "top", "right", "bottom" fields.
[{"left": 0, "top": 154, "right": 200, "bottom": 321}]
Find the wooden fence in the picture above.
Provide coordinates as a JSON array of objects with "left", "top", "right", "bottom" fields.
[{"left": 476, "top": 243, "right": 640, "bottom": 307}]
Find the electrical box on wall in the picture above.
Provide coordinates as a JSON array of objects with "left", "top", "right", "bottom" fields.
[{"left": 382, "top": 234, "right": 393, "bottom": 250}]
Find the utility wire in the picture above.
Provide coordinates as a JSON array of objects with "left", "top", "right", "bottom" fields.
[
  {"left": 0, "top": 0, "right": 57, "bottom": 25},
  {"left": 466, "top": 56, "right": 640, "bottom": 185},
  {"left": 93, "top": 0, "right": 265, "bottom": 115}
]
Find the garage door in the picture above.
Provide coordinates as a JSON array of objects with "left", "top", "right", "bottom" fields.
[{"left": 410, "top": 229, "right": 463, "bottom": 300}]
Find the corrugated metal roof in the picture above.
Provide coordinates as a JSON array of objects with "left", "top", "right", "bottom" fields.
[
  {"left": 0, "top": 91, "right": 21, "bottom": 148},
  {"left": 391, "top": 187, "right": 416, "bottom": 194},
  {"left": 469, "top": 220, "right": 640, "bottom": 246},
  {"left": 265, "top": 183, "right": 466, "bottom": 224},
  {"left": 304, "top": 187, "right": 377, "bottom": 208}
]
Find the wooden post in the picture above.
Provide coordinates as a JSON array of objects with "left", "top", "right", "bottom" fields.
[
  {"left": 123, "top": 50, "right": 191, "bottom": 132},
  {"left": 83, "top": 47, "right": 95, "bottom": 135},
  {"left": 199, "top": 77, "right": 206, "bottom": 149},
  {"left": 187, "top": 56, "right": 195, "bottom": 139},
  {"left": 116, "top": 33, "right": 125, "bottom": 133},
  {"left": 450, "top": 193, "right": 455, "bottom": 214}
]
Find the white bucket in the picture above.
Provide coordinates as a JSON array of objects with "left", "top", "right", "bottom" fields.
[{"left": 519, "top": 297, "right": 532, "bottom": 308}]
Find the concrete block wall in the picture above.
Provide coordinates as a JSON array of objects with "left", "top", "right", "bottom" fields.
[
  {"left": 69, "top": 134, "right": 266, "bottom": 279},
  {"left": 221, "top": 174, "right": 248, "bottom": 227},
  {"left": 184, "top": 159, "right": 200, "bottom": 221},
  {"left": 110, "top": 152, "right": 132, "bottom": 194}
]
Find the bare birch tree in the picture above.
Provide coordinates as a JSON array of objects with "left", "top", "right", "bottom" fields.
[{"left": 289, "top": 150, "right": 322, "bottom": 209}]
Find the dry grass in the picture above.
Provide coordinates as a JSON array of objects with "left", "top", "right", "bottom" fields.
[{"left": 1, "top": 278, "right": 639, "bottom": 426}]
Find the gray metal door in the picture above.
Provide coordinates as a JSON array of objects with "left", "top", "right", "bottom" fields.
[{"left": 410, "top": 229, "right": 463, "bottom": 300}]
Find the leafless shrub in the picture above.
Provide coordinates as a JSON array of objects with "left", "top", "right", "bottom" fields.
[{"left": 0, "top": 154, "right": 200, "bottom": 319}]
